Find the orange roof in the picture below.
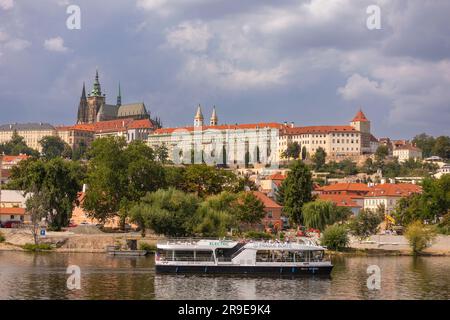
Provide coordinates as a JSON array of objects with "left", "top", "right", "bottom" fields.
[
  {"left": 394, "top": 145, "right": 421, "bottom": 152},
  {"left": 0, "top": 207, "right": 26, "bottom": 215},
  {"left": 267, "top": 173, "right": 286, "bottom": 181},
  {"left": 318, "top": 194, "right": 362, "bottom": 208},
  {"left": 56, "top": 124, "right": 95, "bottom": 132},
  {"left": 282, "top": 125, "right": 357, "bottom": 135},
  {"left": 154, "top": 122, "right": 283, "bottom": 135},
  {"left": 365, "top": 184, "right": 422, "bottom": 198},
  {"left": 251, "top": 191, "right": 282, "bottom": 208},
  {"left": 1, "top": 154, "right": 29, "bottom": 162},
  {"left": 128, "top": 118, "right": 154, "bottom": 130},
  {"left": 351, "top": 110, "right": 369, "bottom": 122},
  {"left": 317, "top": 183, "right": 372, "bottom": 193}
]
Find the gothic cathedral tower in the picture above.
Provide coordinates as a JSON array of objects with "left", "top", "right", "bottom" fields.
[
  {"left": 76, "top": 82, "right": 88, "bottom": 124},
  {"left": 86, "top": 70, "right": 105, "bottom": 124}
]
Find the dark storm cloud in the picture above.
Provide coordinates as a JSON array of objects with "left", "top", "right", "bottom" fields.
[{"left": 0, "top": 0, "right": 449, "bottom": 138}]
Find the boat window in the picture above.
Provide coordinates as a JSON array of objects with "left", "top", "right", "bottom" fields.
[{"left": 311, "top": 250, "right": 324, "bottom": 262}]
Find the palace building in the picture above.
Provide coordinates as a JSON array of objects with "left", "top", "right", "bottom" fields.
[
  {"left": 147, "top": 105, "right": 282, "bottom": 167},
  {"left": 76, "top": 70, "right": 161, "bottom": 127},
  {"left": 279, "top": 109, "right": 376, "bottom": 159}
]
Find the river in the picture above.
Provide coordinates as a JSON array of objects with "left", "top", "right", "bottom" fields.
[{"left": 0, "top": 252, "right": 448, "bottom": 299}]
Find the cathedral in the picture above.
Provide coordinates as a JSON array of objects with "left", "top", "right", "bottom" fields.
[{"left": 76, "top": 70, "right": 161, "bottom": 127}]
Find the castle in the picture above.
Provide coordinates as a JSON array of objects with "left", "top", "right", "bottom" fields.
[{"left": 76, "top": 70, "right": 161, "bottom": 127}]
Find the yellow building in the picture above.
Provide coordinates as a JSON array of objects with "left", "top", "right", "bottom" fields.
[{"left": 0, "top": 123, "right": 56, "bottom": 152}]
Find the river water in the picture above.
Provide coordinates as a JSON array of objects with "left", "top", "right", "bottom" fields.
[{"left": 0, "top": 252, "right": 448, "bottom": 300}]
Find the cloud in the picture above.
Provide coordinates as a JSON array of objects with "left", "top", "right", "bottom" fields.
[
  {"left": 338, "top": 73, "right": 384, "bottom": 100},
  {"left": 4, "top": 38, "right": 30, "bottom": 51},
  {"left": 0, "top": 0, "right": 13, "bottom": 10},
  {"left": 166, "top": 21, "right": 212, "bottom": 52},
  {"left": 44, "top": 37, "right": 69, "bottom": 53}
]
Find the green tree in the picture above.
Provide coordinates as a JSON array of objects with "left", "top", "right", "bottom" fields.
[
  {"left": 404, "top": 220, "right": 437, "bottom": 254},
  {"left": 83, "top": 137, "right": 164, "bottom": 223},
  {"left": 302, "top": 200, "right": 351, "bottom": 231},
  {"left": 348, "top": 208, "right": 384, "bottom": 241},
  {"left": 0, "top": 131, "right": 39, "bottom": 156},
  {"left": 39, "top": 136, "right": 70, "bottom": 159},
  {"left": 375, "top": 145, "right": 389, "bottom": 161},
  {"left": 130, "top": 188, "right": 200, "bottom": 236},
  {"left": 432, "top": 136, "right": 450, "bottom": 159},
  {"left": 394, "top": 175, "right": 450, "bottom": 225},
  {"left": 8, "top": 157, "right": 84, "bottom": 230},
  {"left": 312, "top": 147, "right": 326, "bottom": 171},
  {"left": 301, "top": 146, "right": 307, "bottom": 160},
  {"left": 320, "top": 224, "right": 349, "bottom": 251},
  {"left": 412, "top": 133, "right": 435, "bottom": 158},
  {"left": 154, "top": 144, "right": 169, "bottom": 164},
  {"left": 281, "top": 160, "right": 313, "bottom": 225},
  {"left": 235, "top": 192, "right": 265, "bottom": 224},
  {"left": 282, "top": 142, "right": 301, "bottom": 160}
]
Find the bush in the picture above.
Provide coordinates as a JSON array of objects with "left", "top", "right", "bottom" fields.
[
  {"left": 404, "top": 221, "right": 437, "bottom": 254},
  {"left": 139, "top": 242, "right": 156, "bottom": 252},
  {"left": 320, "top": 224, "right": 349, "bottom": 251},
  {"left": 437, "top": 213, "right": 450, "bottom": 235},
  {"left": 244, "top": 231, "right": 273, "bottom": 240},
  {"left": 22, "top": 243, "right": 53, "bottom": 251},
  {"left": 348, "top": 209, "right": 384, "bottom": 241},
  {"left": 0, "top": 231, "right": 5, "bottom": 243}
]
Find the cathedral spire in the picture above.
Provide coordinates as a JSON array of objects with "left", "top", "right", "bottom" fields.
[
  {"left": 81, "top": 82, "right": 86, "bottom": 100},
  {"left": 117, "top": 82, "right": 122, "bottom": 106},
  {"left": 91, "top": 69, "right": 102, "bottom": 96}
]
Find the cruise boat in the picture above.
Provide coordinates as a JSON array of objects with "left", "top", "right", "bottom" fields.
[{"left": 155, "top": 238, "right": 333, "bottom": 275}]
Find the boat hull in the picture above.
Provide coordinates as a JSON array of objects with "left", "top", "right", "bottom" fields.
[{"left": 155, "top": 264, "right": 333, "bottom": 275}]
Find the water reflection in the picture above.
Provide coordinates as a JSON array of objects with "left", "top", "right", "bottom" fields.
[{"left": 0, "top": 252, "right": 448, "bottom": 300}]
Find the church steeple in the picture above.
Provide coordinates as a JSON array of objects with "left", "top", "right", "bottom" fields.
[
  {"left": 91, "top": 69, "right": 102, "bottom": 96},
  {"left": 117, "top": 82, "right": 122, "bottom": 106},
  {"left": 210, "top": 105, "right": 218, "bottom": 126},
  {"left": 194, "top": 104, "right": 204, "bottom": 127}
]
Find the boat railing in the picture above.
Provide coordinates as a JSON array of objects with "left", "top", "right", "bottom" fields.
[
  {"left": 159, "top": 256, "right": 216, "bottom": 262},
  {"left": 157, "top": 237, "right": 235, "bottom": 246}
]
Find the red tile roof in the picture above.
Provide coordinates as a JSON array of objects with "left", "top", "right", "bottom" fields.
[
  {"left": 317, "top": 183, "right": 372, "bottom": 193},
  {"left": 318, "top": 194, "right": 362, "bottom": 208},
  {"left": 365, "top": 184, "right": 422, "bottom": 197},
  {"left": 351, "top": 110, "right": 369, "bottom": 122},
  {"left": 282, "top": 125, "right": 357, "bottom": 135},
  {"left": 154, "top": 122, "right": 283, "bottom": 134},
  {"left": 0, "top": 207, "right": 26, "bottom": 215},
  {"left": 251, "top": 191, "right": 282, "bottom": 208},
  {"left": 394, "top": 144, "right": 421, "bottom": 152},
  {"left": 1, "top": 154, "right": 30, "bottom": 162},
  {"left": 267, "top": 173, "right": 286, "bottom": 181},
  {"left": 57, "top": 118, "right": 154, "bottom": 134}
]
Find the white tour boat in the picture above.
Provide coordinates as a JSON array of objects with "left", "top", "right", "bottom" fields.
[{"left": 155, "top": 238, "right": 333, "bottom": 275}]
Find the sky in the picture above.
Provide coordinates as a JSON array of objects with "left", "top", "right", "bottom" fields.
[{"left": 0, "top": 0, "right": 449, "bottom": 139}]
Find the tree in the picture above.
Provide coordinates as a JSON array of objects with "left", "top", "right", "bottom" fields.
[
  {"left": 320, "top": 224, "right": 349, "bottom": 251},
  {"left": 8, "top": 157, "right": 84, "bottom": 230},
  {"left": 0, "top": 131, "right": 39, "bottom": 156},
  {"left": 394, "top": 175, "right": 450, "bottom": 225},
  {"left": 282, "top": 142, "right": 301, "bottom": 160},
  {"left": 181, "top": 164, "right": 241, "bottom": 198},
  {"left": 362, "top": 158, "right": 376, "bottom": 174},
  {"left": 312, "top": 147, "right": 326, "bottom": 171},
  {"left": 154, "top": 144, "right": 169, "bottom": 164},
  {"left": 301, "top": 146, "right": 307, "bottom": 160},
  {"left": 412, "top": 133, "right": 435, "bottom": 158},
  {"left": 234, "top": 192, "right": 265, "bottom": 224},
  {"left": 404, "top": 220, "right": 437, "bottom": 254},
  {"left": 302, "top": 200, "right": 351, "bottom": 231},
  {"left": 83, "top": 137, "right": 164, "bottom": 223},
  {"left": 347, "top": 208, "right": 384, "bottom": 241},
  {"left": 281, "top": 160, "right": 313, "bottom": 225},
  {"left": 39, "top": 136, "right": 70, "bottom": 159},
  {"left": 432, "top": 136, "right": 450, "bottom": 159},
  {"left": 375, "top": 145, "right": 389, "bottom": 161},
  {"left": 130, "top": 188, "right": 200, "bottom": 236}
]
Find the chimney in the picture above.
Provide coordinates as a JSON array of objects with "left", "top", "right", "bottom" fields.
[
  {"left": 290, "top": 122, "right": 294, "bottom": 128},
  {"left": 284, "top": 121, "right": 287, "bottom": 127}
]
